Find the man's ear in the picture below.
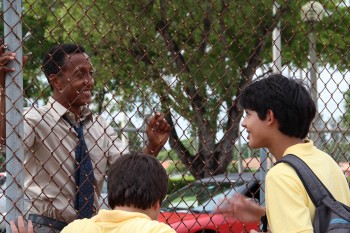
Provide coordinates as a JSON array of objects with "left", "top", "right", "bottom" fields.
[{"left": 49, "top": 74, "right": 62, "bottom": 92}]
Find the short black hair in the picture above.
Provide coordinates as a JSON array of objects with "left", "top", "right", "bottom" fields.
[
  {"left": 107, "top": 152, "right": 168, "bottom": 210},
  {"left": 239, "top": 74, "right": 316, "bottom": 139},
  {"left": 42, "top": 44, "right": 85, "bottom": 88}
]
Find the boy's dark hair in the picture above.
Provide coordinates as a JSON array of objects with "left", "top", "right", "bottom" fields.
[
  {"left": 107, "top": 152, "right": 168, "bottom": 210},
  {"left": 42, "top": 44, "right": 85, "bottom": 89},
  {"left": 239, "top": 74, "right": 316, "bottom": 139}
]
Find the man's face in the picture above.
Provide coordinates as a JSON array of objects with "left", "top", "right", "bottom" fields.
[{"left": 58, "top": 53, "right": 95, "bottom": 108}]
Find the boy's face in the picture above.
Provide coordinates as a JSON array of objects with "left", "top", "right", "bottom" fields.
[{"left": 241, "top": 109, "right": 269, "bottom": 149}]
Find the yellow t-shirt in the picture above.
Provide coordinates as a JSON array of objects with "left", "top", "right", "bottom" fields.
[
  {"left": 61, "top": 209, "right": 176, "bottom": 233},
  {"left": 266, "top": 140, "right": 350, "bottom": 233}
]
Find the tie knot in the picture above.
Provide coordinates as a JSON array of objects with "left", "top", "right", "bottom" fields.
[
  {"left": 63, "top": 116, "right": 84, "bottom": 135},
  {"left": 74, "top": 123, "right": 84, "bottom": 138}
]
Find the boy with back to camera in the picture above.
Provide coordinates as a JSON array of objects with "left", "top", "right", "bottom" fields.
[
  {"left": 217, "top": 74, "right": 350, "bottom": 233},
  {"left": 60, "top": 152, "right": 176, "bottom": 233},
  {"left": 10, "top": 152, "right": 176, "bottom": 233}
]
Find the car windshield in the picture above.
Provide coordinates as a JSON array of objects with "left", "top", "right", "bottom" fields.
[
  {"left": 0, "top": 177, "right": 4, "bottom": 187},
  {"left": 0, "top": 175, "right": 5, "bottom": 194},
  {"left": 162, "top": 180, "right": 247, "bottom": 213}
]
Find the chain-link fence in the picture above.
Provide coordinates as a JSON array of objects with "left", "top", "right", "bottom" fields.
[{"left": 0, "top": 0, "right": 349, "bottom": 232}]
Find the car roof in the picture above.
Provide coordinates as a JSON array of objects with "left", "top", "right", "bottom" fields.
[{"left": 193, "top": 172, "right": 261, "bottom": 184}]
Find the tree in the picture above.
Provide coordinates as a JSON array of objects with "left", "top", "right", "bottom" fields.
[
  {"left": 324, "top": 118, "right": 350, "bottom": 162},
  {"left": 1, "top": 1, "right": 55, "bottom": 101},
  {"left": 20, "top": 0, "right": 350, "bottom": 178},
  {"left": 342, "top": 89, "right": 350, "bottom": 126}
]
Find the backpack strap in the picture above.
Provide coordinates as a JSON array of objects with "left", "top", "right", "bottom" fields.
[
  {"left": 276, "top": 154, "right": 350, "bottom": 221},
  {"left": 276, "top": 154, "right": 332, "bottom": 206}
]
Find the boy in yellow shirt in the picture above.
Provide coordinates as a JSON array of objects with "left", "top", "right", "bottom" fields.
[{"left": 217, "top": 74, "right": 350, "bottom": 232}]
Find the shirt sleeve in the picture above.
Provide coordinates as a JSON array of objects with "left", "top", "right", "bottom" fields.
[
  {"left": 265, "top": 165, "right": 314, "bottom": 233},
  {"left": 23, "top": 108, "right": 38, "bottom": 148}
]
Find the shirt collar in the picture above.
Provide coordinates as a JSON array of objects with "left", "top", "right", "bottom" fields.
[
  {"left": 92, "top": 209, "right": 151, "bottom": 223},
  {"left": 47, "top": 97, "right": 93, "bottom": 123},
  {"left": 283, "top": 139, "right": 315, "bottom": 157}
]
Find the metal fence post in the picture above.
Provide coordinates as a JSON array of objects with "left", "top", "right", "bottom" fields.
[
  {"left": 259, "top": 148, "right": 267, "bottom": 205},
  {"left": 3, "top": 0, "right": 25, "bottom": 230}
]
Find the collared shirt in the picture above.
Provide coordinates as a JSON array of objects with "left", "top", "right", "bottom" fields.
[
  {"left": 266, "top": 140, "right": 350, "bottom": 233},
  {"left": 61, "top": 209, "right": 176, "bottom": 233},
  {"left": 23, "top": 97, "right": 128, "bottom": 223}
]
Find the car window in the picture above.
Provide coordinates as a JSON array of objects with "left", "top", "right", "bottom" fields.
[
  {"left": 193, "top": 183, "right": 247, "bottom": 212},
  {"left": 162, "top": 180, "right": 246, "bottom": 213},
  {"left": 0, "top": 176, "right": 5, "bottom": 187},
  {"left": 0, "top": 176, "right": 5, "bottom": 194}
]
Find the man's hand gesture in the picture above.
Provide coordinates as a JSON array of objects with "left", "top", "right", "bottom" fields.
[{"left": 144, "top": 112, "right": 170, "bottom": 156}]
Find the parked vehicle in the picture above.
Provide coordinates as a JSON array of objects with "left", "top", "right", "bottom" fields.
[
  {"left": 0, "top": 172, "right": 6, "bottom": 232},
  {"left": 99, "top": 177, "right": 109, "bottom": 210},
  {"left": 159, "top": 172, "right": 261, "bottom": 233}
]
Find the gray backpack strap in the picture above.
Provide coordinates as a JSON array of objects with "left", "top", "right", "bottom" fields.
[
  {"left": 278, "top": 154, "right": 330, "bottom": 205},
  {"left": 277, "top": 154, "right": 350, "bottom": 221}
]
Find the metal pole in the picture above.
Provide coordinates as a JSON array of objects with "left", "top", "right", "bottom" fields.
[
  {"left": 237, "top": 136, "right": 243, "bottom": 173},
  {"left": 308, "top": 23, "right": 320, "bottom": 145},
  {"left": 259, "top": 148, "right": 267, "bottom": 206},
  {"left": 259, "top": 147, "right": 268, "bottom": 232},
  {"left": 3, "top": 0, "right": 24, "bottom": 230},
  {"left": 272, "top": 2, "right": 282, "bottom": 74}
]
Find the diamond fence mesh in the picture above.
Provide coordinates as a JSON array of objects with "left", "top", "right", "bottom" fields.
[{"left": 0, "top": 0, "right": 349, "bottom": 232}]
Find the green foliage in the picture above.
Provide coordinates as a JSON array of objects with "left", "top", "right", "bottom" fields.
[
  {"left": 321, "top": 118, "right": 350, "bottom": 162},
  {"left": 323, "top": 140, "right": 350, "bottom": 162},
  {"left": 159, "top": 138, "right": 200, "bottom": 175},
  {"left": 166, "top": 160, "right": 189, "bottom": 176},
  {"left": 158, "top": 149, "right": 189, "bottom": 176},
  {"left": 2, "top": 0, "right": 349, "bottom": 176},
  {"left": 342, "top": 91, "right": 350, "bottom": 129},
  {"left": 4, "top": 0, "right": 348, "bottom": 112},
  {"left": 127, "top": 133, "right": 144, "bottom": 152},
  {"left": 156, "top": 150, "right": 170, "bottom": 162},
  {"left": 167, "top": 176, "right": 195, "bottom": 195}
]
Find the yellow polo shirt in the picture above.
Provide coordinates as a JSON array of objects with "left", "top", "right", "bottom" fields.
[
  {"left": 61, "top": 209, "right": 176, "bottom": 233},
  {"left": 266, "top": 140, "right": 350, "bottom": 233}
]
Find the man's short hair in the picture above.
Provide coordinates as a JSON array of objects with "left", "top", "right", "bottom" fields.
[
  {"left": 42, "top": 44, "right": 85, "bottom": 88},
  {"left": 239, "top": 74, "right": 316, "bottom": 139},
  {"left": 107, "top": 152, "right": 168, "bottom": 210}
]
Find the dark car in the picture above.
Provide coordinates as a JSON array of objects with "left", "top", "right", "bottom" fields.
[
  {"left": 0, "top": 172, "right": 6, "bottom": 232},
  {"left": 99, "top": 177, "right": 109, "bottom": 210},
  {"left": 159, "top": 172, "right": 262, "bottom": 233}
]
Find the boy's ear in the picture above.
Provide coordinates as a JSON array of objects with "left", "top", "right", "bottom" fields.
[
  {"left": 266, "top": 109, "right": 276, "bottom": 125},
  {"left": 153, "top": 201, "right": 160, "bottom": 210}
]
